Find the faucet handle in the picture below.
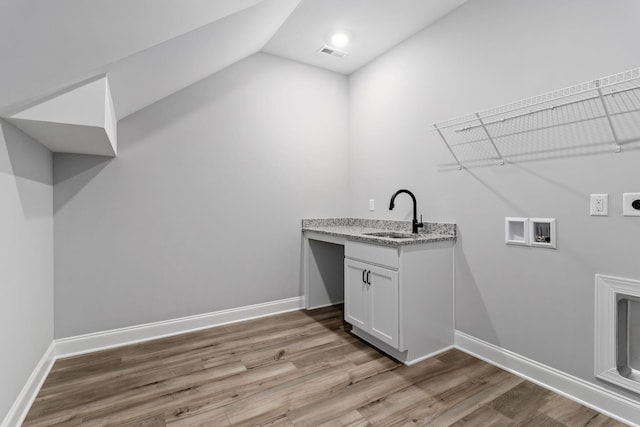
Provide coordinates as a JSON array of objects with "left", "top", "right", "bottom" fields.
[{"left": 418, "top": 214, "right": 424, "bottom": 228}]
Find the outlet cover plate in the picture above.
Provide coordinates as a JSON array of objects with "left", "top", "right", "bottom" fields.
[
  {"left": 590, "top": 194, "right": 608, "bottom": 216},
  {"left": 623, "top": 193, "right": 640, "bottom": 216}
]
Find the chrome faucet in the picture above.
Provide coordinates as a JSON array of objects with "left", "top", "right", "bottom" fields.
[{"left": 389, "top": 189, "right": 424, "bottom": 234}]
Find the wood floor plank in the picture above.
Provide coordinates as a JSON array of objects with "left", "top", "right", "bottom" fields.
[
  {"left": 23, "top": 305, "right": 627, "bottom": 427},
  {"left": 118, "top": 309, "right": 341, "bottom": 366},
  {"left": 224, "top": 355, "right": 398, "bottom": 425},
  {"left": 82, "top": 362, "right": 298, "bottom": 427},
  {"left": 409, "top": 367, "right": 525, "bottom": 425},
  {"left": 34, "top": 356, "right": 207, "bottom": 407},
  {"left": 164, "top": 357, "right": 357, "bottom": 425},
  {"left": 24, "top": 361, "right": 248, "bottom": 427},
  {"left": 362, "top": 356, "right": 508, "bottom": 426},
  {"left": 115, "top": 413, "right": 168, "bottom": 427},
  {"left": 413, "top": 352, "right": 491, "bottom": 396},
  {"left": 518, "top": 412, "right": 565, "bottom": 427},
  {"left": 165, "top": 406, "right": 230, "bottom": 427},
  {"left": 487, "top": 381, "right": 552, "bottom": 422},
  {"left": 449, "top": 404, "right": 515, "bottom": 426},
  {"left": 256, "top": 416, "right": 296, "bottom": 427},
  {"left": 164, "top": 332, "right": 377, "bottom": 424},
  {"left": 537, "top": 392, "right": 627, "bottom": 426},
  {"left": 237, "top": 326, "right": 347, "bottom": 369},
  {"left": 356, "top": 385, "right": 435, "bottom": 426},
  {"left": 317, "top": 410, "right": 370, "bottom": 427},
  {"left": 285, "top": 357, "right": 448, "bottom": 425}
]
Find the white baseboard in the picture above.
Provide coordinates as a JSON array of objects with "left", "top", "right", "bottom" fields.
[
  {"left": 1, "top": 342, "right": 56, "bottom": 427},
  {"left": 455, "top": 330, "right": 640, "bottom": 427},
  {"left": 307, "top": 300, "right": 344, "bottom": 310},
  {"left": 56, "top": 296, "right": 305, "bottom": 358}
]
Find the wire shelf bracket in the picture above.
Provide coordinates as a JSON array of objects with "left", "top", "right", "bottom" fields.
[
  {"left": 434, "top": 123, "right": 462, "bottom": 170},
  {"left": 475, "top": 113, "right": 505, "bottom": 165},
  {"left": 595, "top": 80, "right": 622, "bottom": 153}
]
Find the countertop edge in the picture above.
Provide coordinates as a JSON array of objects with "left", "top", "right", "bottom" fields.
[{"left": 302, "top": 226, "right": 456, "bottom": 247}]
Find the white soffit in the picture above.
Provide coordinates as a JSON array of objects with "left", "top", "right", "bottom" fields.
[
  {"left": 5, "top": 76, "right": 118, "bottom": 157},
  {"left": 262, "top": 0, "right": 468, "bottom": 75},
  {"left": 108, "top": 0, "right": 300, "bottom": 119}
]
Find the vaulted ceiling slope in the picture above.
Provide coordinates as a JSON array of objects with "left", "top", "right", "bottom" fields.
[
  {"left": 0, "top": 0, "right": 466, "bottom": 154},
  {"left": 0, "top": 0, "right": 299, "bottom": 119}
]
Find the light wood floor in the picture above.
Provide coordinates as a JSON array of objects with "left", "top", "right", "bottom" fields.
[{"left": 24, "top": 306, "right": 627, "bottom": 426}]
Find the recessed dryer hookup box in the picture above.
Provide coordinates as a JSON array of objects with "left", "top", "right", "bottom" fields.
[{"left": 529, "top": 218, "right": 556, "bottom": 249}]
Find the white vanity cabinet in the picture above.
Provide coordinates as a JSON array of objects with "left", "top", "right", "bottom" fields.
[
  {"left": 345, "top": 258, "right": 399, "bottom": 348},
  {"left": 344, "top": 239, "right": 454, "bottom": 364}
]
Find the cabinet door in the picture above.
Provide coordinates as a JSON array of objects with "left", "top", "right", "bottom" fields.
[
  {"left": 344, "top": 259, "right": 369, "bottom": 330},
  {"left": 369, "top": 264, "right": 399, "bottom": 348}
]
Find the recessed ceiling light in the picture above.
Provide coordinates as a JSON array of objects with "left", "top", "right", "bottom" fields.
[{"left": 329, "top": 31, "right": 351, "bottom": 49}]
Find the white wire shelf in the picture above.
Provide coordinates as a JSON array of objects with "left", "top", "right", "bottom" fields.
[{"left": 433, "top": 67, "right": 640, "bottom": 169}]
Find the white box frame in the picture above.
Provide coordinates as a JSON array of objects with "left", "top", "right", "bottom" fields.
[
  {"left": 595, "top": 274, "right": 640, "bottom": 395},
  {"left": 529, "top": 218, "right": 556, "bottom": 249},
  {"left": 505, "top": 217, "right": 529, "bottom": 246}
]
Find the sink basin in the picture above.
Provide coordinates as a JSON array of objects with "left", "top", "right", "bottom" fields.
[{"left": 364, "top": 231, "right": 417, "bottom": 239}]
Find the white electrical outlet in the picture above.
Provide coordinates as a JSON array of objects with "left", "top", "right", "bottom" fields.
[
  {"left": 369, "top": 199, "right": 375, "bottom": 212},
  {"left": 623, "top": 193, "right": 640, "bottom": 217},
  {"left": 590, "top": 194, "right": 608, "bottom": 216}
]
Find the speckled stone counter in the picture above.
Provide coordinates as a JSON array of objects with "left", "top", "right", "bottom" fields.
[{"left": 302, "top": 218, "right": 456, "bottom": 246}]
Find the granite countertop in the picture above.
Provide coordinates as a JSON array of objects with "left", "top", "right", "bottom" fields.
[{"left": 302, "top": 218, "right": 456, "bottom": 247}]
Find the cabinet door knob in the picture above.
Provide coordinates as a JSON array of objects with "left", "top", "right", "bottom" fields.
[
  {"left": 366, "top": 270, "right": 371, "bottom": 285},
  {"left": 362, "top": 269, "right": 366, "bottom": 284}
]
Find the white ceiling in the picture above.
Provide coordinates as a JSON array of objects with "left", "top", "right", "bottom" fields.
[
  {"left": 1, "top": 0, "right": 467, "bottom": 122},
  {"left": 263, "top": 0, "right": 467, "bottom": 75}
]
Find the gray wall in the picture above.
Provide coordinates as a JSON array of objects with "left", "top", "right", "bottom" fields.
[
  {"left": 348, "top": 0, "right": 640, "bottom": 398},
  {"left": 53, "top": 53, "right": 349, "bottom": 338},
  {"left": 0, "top": 120, "right": 53, "bottom": 419}
]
